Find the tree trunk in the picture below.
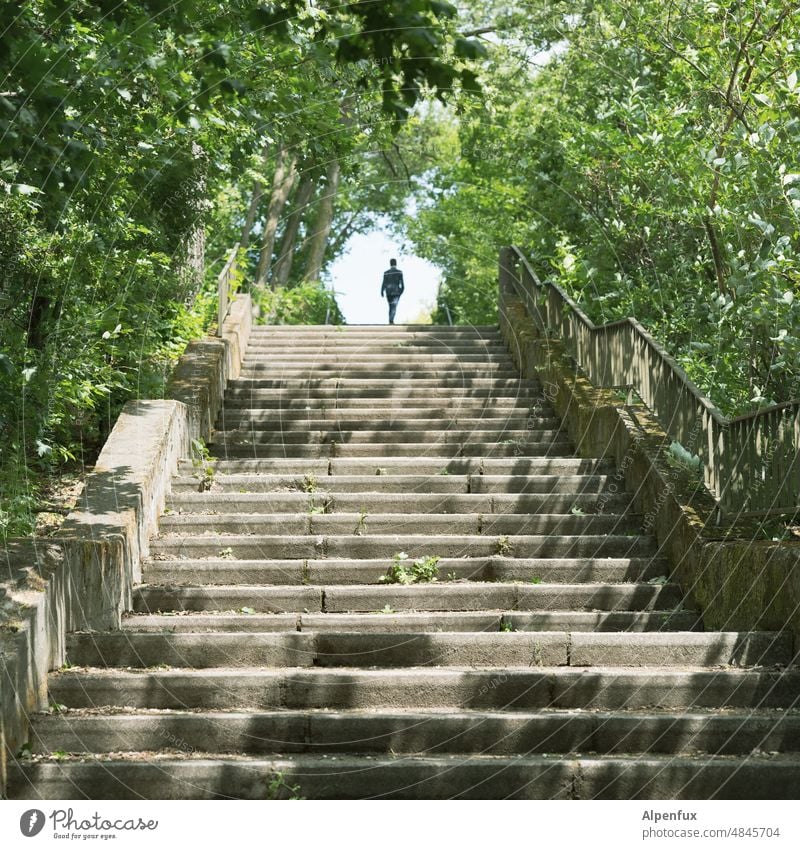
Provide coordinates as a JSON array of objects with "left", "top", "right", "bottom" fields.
[
  {"left": 272, "top": 175, "right": 315, "bottom": 289},
  {"left": 254, "top": 144, "right": 297, "bottom": 289},
  {"left": 239, "top": 144, "right": 270, "bottom": 249},
  {"left": 303, "top": 159, "right": 341, "bottom": 284},
  {"left": 177, "top": 141, "right": 207, "bottom": 297}
]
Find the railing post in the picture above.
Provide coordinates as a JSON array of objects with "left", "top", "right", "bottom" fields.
[{"left": 216, "top": 243, "right": 240, "bottom": 337}]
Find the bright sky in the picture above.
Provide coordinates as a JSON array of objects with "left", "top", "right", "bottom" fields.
[{"left": 325, "top": 224, "right": 442, "bottom": 325}]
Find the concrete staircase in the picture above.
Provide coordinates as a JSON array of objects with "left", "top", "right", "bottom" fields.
[{"left": 10, "top": 325, "right": 800, "bottom": 799}]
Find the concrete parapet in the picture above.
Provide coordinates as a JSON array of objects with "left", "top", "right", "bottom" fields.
[
  {"left": 1, "top": 295, "right": 253, "bottom": 793},
  {"left": 499, "top": 284, "right": 800, "bottom": 654}
]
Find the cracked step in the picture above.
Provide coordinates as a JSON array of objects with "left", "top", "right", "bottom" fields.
[
  {"left": 157, "top": 512, "right": 645, "bottom": 537},
  {"left": 64, "top": 631, "right": 791, "bottom": 669},
  {"left": 48, "top": 666, "right": 800, "bottom": 712},
  {"left": 142, "top": 556, "right": 670, "bottom": 586},
  {"left": 123, "top": 610, "right": 700, "bottom": 633},
  {"left": 131, "top": 581, "right": 684, "bottom": 614},
  {"left": 149, "top": 533, "right": 660, "bottom": 560},
  {"left": 10, "top": 753, "right": 800, "bottom": 800}
]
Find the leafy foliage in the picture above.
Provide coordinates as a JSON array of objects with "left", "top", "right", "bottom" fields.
[
  {"left": 403, "top": 1, "right": 800, "bottom": 414},
  {"left": 0, "top": 0, "right": 471, "bottom": 536},
  {"left": 380, "top": 552, "right": 441, "bottom": 584}
]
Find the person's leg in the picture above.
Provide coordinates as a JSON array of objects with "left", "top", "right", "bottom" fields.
[{"left": 388, "top": 297, "right": 398, "bottom": 324}]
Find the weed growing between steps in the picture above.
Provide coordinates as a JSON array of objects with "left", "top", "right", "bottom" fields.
[
  {"left": 380, "top": 552, "right": 440, "bottom": 584},
  {"left": 266, "top": 772, "right": 304, "bottom": 800},
  {"left": 191, "top": 439, "right": 216, "bottom": 492}
]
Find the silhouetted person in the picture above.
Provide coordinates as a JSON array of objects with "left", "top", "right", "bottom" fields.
[{"left": 381, "top": 258, "right": 405, "bottom": 324}]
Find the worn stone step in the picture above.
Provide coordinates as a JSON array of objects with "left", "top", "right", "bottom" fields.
[
  {"left": 248, "top": 325, "right": 501, "bottom": 335},
  {"left": 223, "top": 386, "right": 535, "bottom": 401},
  {"left": 216, "top": 407, "right": 558, "bottom": 425},
  {"left": 31, "top": 706, "right": 795, "bottom": 759},
  {"left": 247, "top": 335, "right": 507, "bottom": 344},
  {"left": 246, "top": 341, "right": 508, "bottom": 349},
  {"left": 132, "top": 582, "right": 682, "bottom": 614},
  {"left": 176, "top": 456, "right": 610, "bottom": 476},
  {"left": 157, "top": 512, "right": 644, "bottom": 537},
  {"left": 212, "top": 428, "right": 565, "bottom": 446},
  {"left": 48, "top": 666, "right": 800, "bottom": 712},
  {"left": 238, "top": 367, "right": 522, "bottom": 380},
  {"left": 149, "top": 533, "right": 659, "bottom": 560},
  {"left": 216, "top": 416, "right": 562, "bottom": 433},
  {"left": 123, "top": 610, "right": 700, "bottom": 633},
  {"left": 240, "top": 353, "right": 516, "bottom": 364},
  {"left": 230, "top": 379, "right": 532, "bottom": 392},
  {"left": 142, "top": 556, "right": 669, "bottom": 586},
  {"left": 220, "top": 397, "right": 541, "bottom": 411},
  {"left": 10, "top": 753, "right": 800, "bottom": 800},
  {"left": 211, "top": 442, "right": 576, "bottom": 460},
  {"left": 165, "top": 491, "right": 633, "bottom": 516},
  {"left": 65, "top": 630, "right": 790, "bottom": 669}
]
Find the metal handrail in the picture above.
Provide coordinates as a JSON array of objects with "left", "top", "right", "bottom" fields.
[
  {"left": 501, "top": 246, "right": 800, "bottom": 518},
  {"left": 216, "top": 243, "right": 240, "bottom": 337}
]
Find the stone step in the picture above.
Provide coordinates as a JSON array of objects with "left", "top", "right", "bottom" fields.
[
  {"left": 244, "top": 333, "right": 508, "bottom": 342},
  {"left": 220, "top": 397, "right": 541, "bottom": 411},
  {"left": 123, "top": 610, "right": 700, "bottom": 633},
  {"left": 231, "top": 377, "right": 534, "bottom": 389},
  {"left": 31, "top": 707, "right": 794, "bottom": 759},
  {"left": 210, "top": 442, "right": 576, "bottom": 459},
  {"left": 10, "top": 753, "right": 800, "bottom": 800},
  {"left": 149, "top": 533, "right": 659, "bottom": 560},
  {"left": 239, "top": 355, "right": 517, "bottom": 366},
  {"left": 248, "top": 325, "right": 501, "bottom": 334},
  {"left": 47, "top": 666, "right": 800, "bottom": 712},
  {"left": 142, "top": 556, "right": 669, "bottom": 586},
  {"left": 157, "top": 512, "right": 644, "bottom": 537},
  {"left": 65, "top": 630, "right": 791, "bottom": 669},
  {"left": 131, "top": 582, "right": 682, "bottom": 614},
  {"left": 239, "top": 367, "right": 522, "bottom": 379},
  {"left": 170, "top": 473, "right": 616, "bottom": 494},
  {"left": 216, "top": 416, "right": 562, "bottom": 432},
  {"left": 223, "top": 386, "right": 534, "bottom": 401},
  {"left": 216, "top": 407, "right": 558, "bottom": 424},
  {"left": 212, "top": 428, "right": 565, "bottom": 446},
  {"left": 244, "top": 349, "right": 510, "bottom": 359},
  {"left": 175, "top": 457, "right": 614, "bottom": 476},
  {"left": 165, "top": 491, "right": 633, "bottom": 515}
]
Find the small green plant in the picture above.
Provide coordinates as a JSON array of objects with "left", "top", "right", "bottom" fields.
[
  {"left": 570, "top": 505, "right": 585, "bottom": 516},
  {"left": 379, "top": 604, "right": 396, "bottom": 614},
  {"left": 266, "top": 771, "right": 304, "bottom": 800},
  {"left": 49, "top": 701, "right": 68, "bottom": 714},
  {"left": 239, "top": 607, "right": 256, "bottom": 615},
  {"left": 354, "top": 509, "right": 368, "bottom": 535},
  {"left": 446, "top": 571, "right": 458, "bottom": 581},
  {"left": 500, "top": 620, "right": 516, "bottom": 632},
  {"left": 301, "top": 474, "right": 318, "bottom": 494},
  {"left": 380, "top": 552, "right": 440, "bottom": 584},
  {"left": 52, "top": 749, "right": 68, "bottom": 761},
  {"left": 648, "top": 575, "right": 669, "bottom": 585},
  {"left": 529, "top": 576, "right": 542, "bottom": 584},
  {"left": 191, "top": 438, "right": 215, "bottom": 492},
  {"left": 496, "top": 535, "right": 513, "bottom": 556},
  {"left": 219, "top": 547, "right": 234, "bottom": 560}
]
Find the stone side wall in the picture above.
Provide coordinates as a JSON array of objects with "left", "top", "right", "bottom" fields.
[
  {"left": 499, "top": 280, "right": 800, "bottom": 648},
  {"left": 0, "top": 295, "right": 253, "bottom": 793}
]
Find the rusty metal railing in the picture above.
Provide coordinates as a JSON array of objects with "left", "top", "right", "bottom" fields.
[{"left": 501, "top": 246, "right": 800, "bottom": 518}]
